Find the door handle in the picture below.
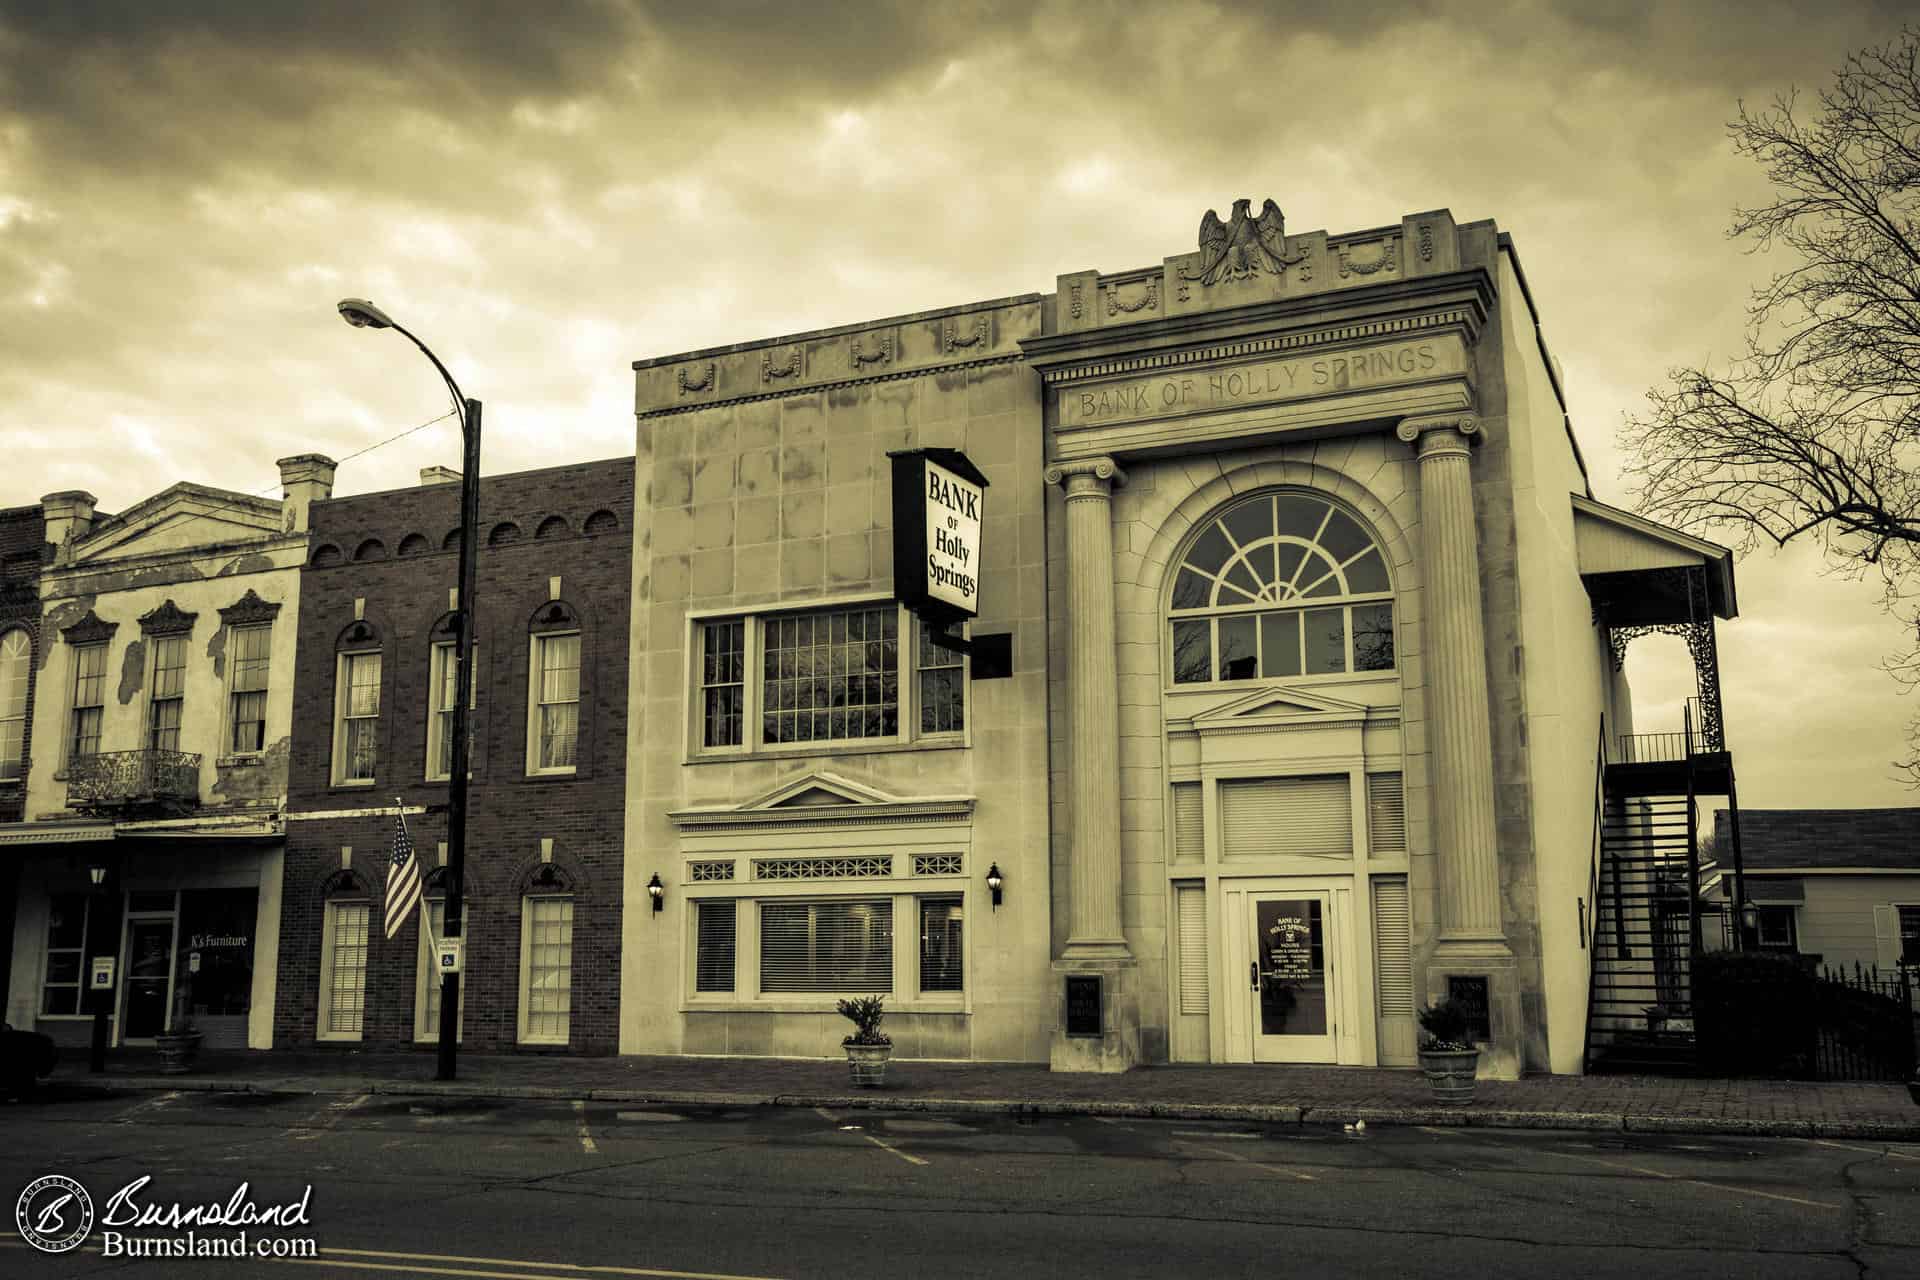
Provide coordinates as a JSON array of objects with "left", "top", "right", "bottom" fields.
[{"left": 1249, "top": 960, "right": 1259, "bottom": 990}]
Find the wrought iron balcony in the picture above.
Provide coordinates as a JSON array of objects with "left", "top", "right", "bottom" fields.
[{"left": 66, "top": 749, "right": 201, "bottom": 815}]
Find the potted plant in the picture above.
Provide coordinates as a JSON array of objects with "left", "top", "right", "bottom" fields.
[
  {"left": 837, "top": 995, "right": 892, "bottom": 1088},
  {"left": 154, "top": 972, "right": 202, "bottom": 1075},
  {"left": 1416, "top": 998, "right": 1480, "bottom": 1105}
]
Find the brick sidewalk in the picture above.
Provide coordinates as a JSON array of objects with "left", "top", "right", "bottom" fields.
[{"left": 51, "top": 1049, "right": 1920, "bottom": 1139}]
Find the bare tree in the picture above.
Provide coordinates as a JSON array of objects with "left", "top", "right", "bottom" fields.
[{"left": 1622, "top": 27, "right": 1920, "bottom": 778}]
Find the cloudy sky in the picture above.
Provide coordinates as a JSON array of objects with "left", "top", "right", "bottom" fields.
[{"left": 1, "top": 0, "right": 1913, "bottom": 810}]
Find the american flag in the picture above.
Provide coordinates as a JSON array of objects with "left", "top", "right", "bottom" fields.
[{"left": 384, "top": 805, "right": 422, "bottom": 940}]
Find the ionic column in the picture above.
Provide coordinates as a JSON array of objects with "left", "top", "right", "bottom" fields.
[
  {"left": 1044, "top": 456, "right": 1130, "bottom": 960},
  {"left": 1395, "top": 416, "right": 1509, "bottom": 956}
]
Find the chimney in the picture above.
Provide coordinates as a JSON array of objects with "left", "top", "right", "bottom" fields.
[
  {"left": 419, "top": 466, "right": 461, "bottom": 487},
  {"left": 41, "top": 491, "right": 98, "bottom": 555},
  {"left": 276, "top": 454, "right": 338, "bottom": 534}
]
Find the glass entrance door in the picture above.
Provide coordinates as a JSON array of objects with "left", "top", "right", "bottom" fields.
[
  {"left": 1249, "top": 892, "right": 1337, "bottom": 1063},
  {"left": 123, "top": 919, "right": 175, "bottom": 1039}
]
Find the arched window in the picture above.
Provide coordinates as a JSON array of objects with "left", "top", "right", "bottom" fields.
[
  {"left": 332, "top": 620, "right": 383, "bottom": 784},
  {"left": 518, "top": 862, "right": 575, "bottom": 1046},
  {"left": 317, "top": 870, "right": 371, "bottom": 1041},
  {"left": 527, "top": 602, "right": 581, "bottom": 774},
  {"left": 1168, "top": 492, "right": 1395, "bottom": 685},
  {"left": 0, "top": 627, "right": 29, "bottom": 781},
  {"left": 416, "top": 866, "right": 468, "bottom": 1043}
]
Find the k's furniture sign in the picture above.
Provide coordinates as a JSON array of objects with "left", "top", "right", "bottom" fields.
[{"left": 889, "top": 448, "right": 990, "bottom": 624}]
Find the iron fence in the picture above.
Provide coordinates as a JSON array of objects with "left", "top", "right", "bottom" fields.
[{"left": 1810, "top": 962, "right": 1917, "bottom": 1082}]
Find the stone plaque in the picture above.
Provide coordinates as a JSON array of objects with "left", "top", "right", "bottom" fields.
[
  {"left": 1065, "top": 975, "right": 1103, "bottom": 1037},
  {"left": 1057, "top": 333, "right": 1469, "bottom": 431},
  {"left": 1447, "top": 975, "right": 1491, "bottom": 1043}
]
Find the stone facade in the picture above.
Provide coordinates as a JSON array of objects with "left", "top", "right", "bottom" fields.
[
  {"left": 626, "top": 202, "right": 1666, "bottom": 1075},
  {"left": 274, "top": 459, "right": 633, "bottom": 1055}
]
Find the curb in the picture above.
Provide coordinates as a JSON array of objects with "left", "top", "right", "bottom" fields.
[{"left": 43, "top": 1073, "right": 1920, "bottom": 1141}]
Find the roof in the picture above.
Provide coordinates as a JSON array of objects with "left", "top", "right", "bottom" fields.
[
  {"left": 1572, "top": 493, "right": 1737, "bottom": 619},
  {"left": 1711, "top": 808, "right": 1920, "bottom": 872}
]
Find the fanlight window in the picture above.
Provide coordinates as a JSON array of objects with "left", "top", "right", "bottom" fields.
[{"left": 1169, "top": 493, "right": 1395, "bottom": 685}]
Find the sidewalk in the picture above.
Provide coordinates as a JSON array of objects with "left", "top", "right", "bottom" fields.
[{"left": 45, "top": 1048, "right": 1920, "bottom": 1140}]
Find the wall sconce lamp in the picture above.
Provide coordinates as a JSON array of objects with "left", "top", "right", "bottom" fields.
[
  {"left": 1739, "top": 901, "right": 1760, "bottom": 933},
  {"left": 647, "top": 873, "right": 664, "bottom": 913},
  {"left": 88, "top": 864, "right": 108, "bottom": 888},
  {"left": 985, "top": 863, "right": 1004, "bottom": 909}
]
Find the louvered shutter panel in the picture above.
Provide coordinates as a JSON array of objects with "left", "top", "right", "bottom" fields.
[
  {"left": 1219, "top": 775, "right": 1352, "bottom": 858},
  {"left": 1372, "top": 877, "right": 1412, "bottom": 1016},
  {"left": 1172, "top": 783, "right": 1204, "bottom": 863},
  {"left": 1176, "top": 885, "right": 1208, "bottom": 1014},
  {"left": 759, "top": 899, "right": 894, "bottom": 992},
  {"left": 1367, "top": 772, "right": 1406, "bottom": 854}
]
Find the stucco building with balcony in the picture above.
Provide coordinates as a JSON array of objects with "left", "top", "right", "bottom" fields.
[
  {"left": 623, "top": 201, "right": 1743, "bottom": 1076},
  {"left": 0, "top": 458, "right": 331, "bottom": 1051}
]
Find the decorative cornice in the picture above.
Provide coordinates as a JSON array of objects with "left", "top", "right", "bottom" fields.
[
  {"left": 1044, "top": 457, "right": 1127, "bottom": 491},
  {"left": 943, "top": 316, "right": 990, "bottom": 352},
  {"left": 1032, "top": 305, "right": 1479, "bottom": 387},
  {"left": 849, "top": 335, "right": 892, "bottom": 369},
  {"left": 761, "top": 347, "right": 802, "bottom": 383},
  {"left": 137, "top": 598, "right": 198, "bottom": 636},
  {"left": 667, "top": 797, "right": 975, "bottom": 832},
  {"left": 218, "top": 588, "right": 282, "bottom": 627},
  {"left": 676, "top": 363, "right": 716, "bottom": 396},
  {"left": 639, "top": 351, "right": 1024, "bottom": 420},
  {"left": 60, "top": 610, "right": 117, "bottom": 645}
]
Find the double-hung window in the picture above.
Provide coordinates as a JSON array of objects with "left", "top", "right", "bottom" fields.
[
  {"left": 415, "top": 892, "right": 468, "bottom": 1041},
  {"left": 694, "top": 602, "right": 965, "bottom": 753},
  {"left": 0, "top": 628, "right": 28, "bottom": 780},
  {"left": 226, "top": 625, "right": 271, "bottom": 755},
  {"left": 68, "top": 643, "right": 106, "bottom": 763},
  {"left": 519, "top": 895, "right": 574, "bottom": 1043},
  {"left": 530, "top": 632, "right": 580, "bottom": 773},
  {"left": 335, "top": 651, "right": 381, "bottom": 783},
  {"left": 317, "top": 894, "right": 371, "bottom": 1040},
  {"left": 427, "top": 640, "right": 476, "bottom": 780},
  {"left": 40, "top": 893, "right": 93, "bottom": 1016},
  {"left": 692, "top": 891, "right": 966, "bottom": 1001},
  {"left": 147, "top": 634, "right": 186, "bottom": 752},
  {"left": 1896, "top": 905, "right": 1918, "bottom": 965}
]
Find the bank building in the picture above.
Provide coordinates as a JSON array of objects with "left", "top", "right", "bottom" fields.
[{"left": 622, "top": 201, "right": 1740, "bottom": 1077}]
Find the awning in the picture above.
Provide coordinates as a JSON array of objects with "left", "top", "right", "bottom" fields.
[{"left": 1572, "top": 493, "right": 1737, "bottom": 623}]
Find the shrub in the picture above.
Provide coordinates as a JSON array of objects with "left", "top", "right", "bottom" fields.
[
  {"left": 1417, "top": 999, "right": 1475, "bottom": 1051},
  {"left": 1693, "top": 949, "right": 1815, "bottom": 1077},
  {"left": 836, "top": 995, "right": 891, "bottom": 1047}
]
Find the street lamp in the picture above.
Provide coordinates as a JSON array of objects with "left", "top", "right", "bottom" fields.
[
  {"left": 88, "top": 862, "right": 110, "bottom": 1073},
  {"left": 338, "top": 297, "right": 481, "bottom": 1082}
]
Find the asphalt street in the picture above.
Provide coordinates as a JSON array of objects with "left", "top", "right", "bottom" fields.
[{"left": 2, "top": 1085, "right": 1916, "bottom": 1279}]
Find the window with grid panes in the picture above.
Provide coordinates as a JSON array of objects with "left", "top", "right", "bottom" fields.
[
  {"left": 763, "top": 606, "right": 897, "bottom": 745},
  {"left": 336, "top": 652, "right": 381, "bottom": 782},
  {"left": 700, "top": 618, "right": 744, "bottom": 747},
  {"left": 917, "top": 627, "right": 965, "bottom": 735},
  {"left": 521, "top": 896, "right": 574, "bottom": 1042},
  {"left": 759, "top": 899, "right": 893, "bottom": 992},
  {"left": 40, "top": 893, "right": 91, "bottom": 1016},
  {"left": 0, "top": 628, "right": 29, "bottom": 780},
  {"left": 69, "top": 643, "right": 106, "bottom": 761},
  {"left": 532, "top": 633, "right": 580, "bottom": 771},
  {"left": 147, "top": 634, "right": 186, "bottom": 752},
  {"left": 427, "top": 640, "right": 476, "bottom": 780},
  {"left": 918, "top": 897, "right": 964, "bottom": 993},
  {"left": 1901, "top": 906, "right": 1920, "bottom": 964},
  {"left": 227, "top": 625, "right": 271, "bottom": 754},
  {"left": 321, "top": 900, "right": 370, "bottom": 1037},
  {"left": 416, "top": 895, "right": 467, "bottom": 1041},
  {"left": 1169, "top": 493, "right": 1395, "bottom": 685}
]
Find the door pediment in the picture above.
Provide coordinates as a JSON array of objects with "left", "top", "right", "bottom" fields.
[{"left": 668, "top": 770, "right": 974, "bottom": 833}]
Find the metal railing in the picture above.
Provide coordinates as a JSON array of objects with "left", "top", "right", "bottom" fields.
[{"left": 66, "top": 749, "right": 200, "bottom": 814}]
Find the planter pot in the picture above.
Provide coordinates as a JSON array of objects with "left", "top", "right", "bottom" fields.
[
  {"left": 154, "top": 1032, "right": 202, "bottom": 1075},
  {"left": 1418, "top": 1047, "right": 1480, "bottom": 1105},
  {"left": 844, "top": 1042, "right": 892, "bottom": 1088}
]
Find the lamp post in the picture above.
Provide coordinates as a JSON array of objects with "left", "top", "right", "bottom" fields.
[
  {"left": 338, "top": 298, "right": 480, "bottom": 1082},
  {"left": 88, "top": 862, "right": 109, "bottom": 1073}
]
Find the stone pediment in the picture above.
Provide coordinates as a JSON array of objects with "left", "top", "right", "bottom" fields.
[
  {"left": 72, "top": 483, "right": 282, "bottom": 564},
  {"left": 668, "top": 770, "right": 974, "bottom": 831},
  {"left": 1171, "top": 685, "right": 1390, "bottom": 736}
]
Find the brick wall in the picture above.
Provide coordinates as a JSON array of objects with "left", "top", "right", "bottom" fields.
[
  {"left": 0, "top": 504, "right": 46, "bottom": 825},
  {"left": 274, "top": 460, "right": 633, "bottom": 1054}
]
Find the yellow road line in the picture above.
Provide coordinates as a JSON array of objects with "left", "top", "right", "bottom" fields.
[
  {"left": 1181, "top": 1140, "right": 1315, "bottom": 1182},
  {"left": 1536, "top": 1147, "right": 1839, "bottom": 1210},
  {"left": 860, "top": 1131, "right": 928, "bottom": 1167},
  {"left": 573, "top": 1099, "right": 599, "bottom": 1155},
  {"left": 321, "top": 1247, "right": 785, "bottom": 1278}
]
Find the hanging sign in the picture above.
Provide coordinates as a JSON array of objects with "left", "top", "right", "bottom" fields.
[{"left": 889, "top": 448, "right": 990, "bottom": 624}]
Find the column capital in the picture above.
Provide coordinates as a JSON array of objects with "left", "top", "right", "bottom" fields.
[
  {"left": 1044, "top": 456, "right": 1127, "bottom": 497},
  {"left": 1395, "top": 414, "right": 1480, "bottom": 455}
]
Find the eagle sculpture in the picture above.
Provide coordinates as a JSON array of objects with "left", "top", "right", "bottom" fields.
[{"left": 1184, "top": 198, "right": 1302, "bottom": 285}]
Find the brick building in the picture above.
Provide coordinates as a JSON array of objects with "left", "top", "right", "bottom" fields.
[
  {"left": 274, "top": 458, "right": 633, "bottom": 1055},
  {"left": 0, "top": 502, "right": 47, "bottom": 1003}
]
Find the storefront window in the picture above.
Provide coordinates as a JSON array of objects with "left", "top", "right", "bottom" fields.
[
  {"left": 177, "top": 888, "right": 257, "bottom": 1019},
  {"left": 759, "top": 899, "right": 893, "bottom": 993}
]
